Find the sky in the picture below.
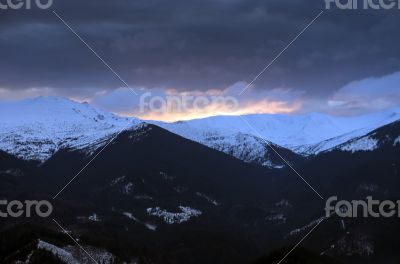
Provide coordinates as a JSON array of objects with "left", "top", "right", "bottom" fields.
[{"left": 0, "top": 0, "right": 399, "bottom": 121}]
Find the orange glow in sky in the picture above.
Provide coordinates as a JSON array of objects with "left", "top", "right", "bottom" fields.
[{"left": 122, "top": 99, "right": 300, "bottom": 122}]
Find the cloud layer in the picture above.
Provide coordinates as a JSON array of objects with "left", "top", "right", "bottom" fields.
[
  {"left": 90, "top": 82, "right": 300, "bottom": 121},
  {"left": 88, "top": 71, "right": 400, "bottom": 121},
  {"left": 0, "top": 0, "right": 399, "bottom": 117}
]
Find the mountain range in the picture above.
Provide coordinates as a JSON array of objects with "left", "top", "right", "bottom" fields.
[
  {"left": 0, "top": 96, "right": 399, "bottom": 264},
  {"left": 1, "top": 96, "right": 399, "bottom": 168}
]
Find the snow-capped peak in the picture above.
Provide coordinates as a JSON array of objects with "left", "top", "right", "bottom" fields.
[{"left": 0, "top": 96, "right": 139, "bottom": 161}]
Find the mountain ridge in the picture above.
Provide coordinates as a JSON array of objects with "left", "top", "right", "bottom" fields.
[{"left": 0, "top": 96, "right": 399, "bottom": 166}]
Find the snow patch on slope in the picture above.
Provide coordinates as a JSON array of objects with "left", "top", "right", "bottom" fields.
[
  {"left": 123, "top": 212, "right": 139, "bottom": 222},
  {"left": 337, "top": 136, "right": 379, "bottom": 153},
  {"left": 123, "top": 182, "right": 133, "bottom": 195},
  {"left": 38, "top": 239, "right": 79, "bottom": 264},
  {"left": 394, "top": 136, "right": 400, "bottom": 146},
  {"left": 196, "top": 192, "right": 219, "bottom": 206},
  {"left": 37, "top": 239, "right": 116, "bottom": 264},
  {"left": 88, "top": 213, "right": 101, "bottom": 222},
  {"left": 288, "top": 217, "right": 325, "bottom": 237},
  {"left": 266, "top": 213, "right": 286, "bottom": 224},
  {"left": 147, "top": 206, "right": 202, "bottom": 224}
]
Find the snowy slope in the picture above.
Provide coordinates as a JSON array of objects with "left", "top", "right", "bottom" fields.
[
  {"left": 147, "top": 119, "right": 296, "bottom": 168},
  {"left": 0, "top": 96, "right": 139, "bottom": 161},
  {"left": 151, "top": 109, "right": 400, "bottom": 159},
  {"left": 327, "top": 120, "right": 400, "bottom": 153},
  {"left": 35, "top": 239, "right": 116, "bottom": 264},
  {"left": 292, "top": 111, "right": 400, "bottom": 154}
]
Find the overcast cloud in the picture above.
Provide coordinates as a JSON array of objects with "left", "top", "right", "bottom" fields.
[{"left": 0, "top": 0, "right": 399, "bottom": 117}]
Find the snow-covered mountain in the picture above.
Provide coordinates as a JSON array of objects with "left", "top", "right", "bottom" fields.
[
  {"left": 0, "top": 96, "right": 139, "bottom": 161},
  {"left": 152, "top": 109, "right": 400, "bottom": 160},
  {"left": 0, "top": 96, "right": 398, "bottom": 165}
]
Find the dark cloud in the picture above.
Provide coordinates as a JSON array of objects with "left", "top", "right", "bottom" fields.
[{"left": 0, "top": 0, "right": 399, "bottom": 100}]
